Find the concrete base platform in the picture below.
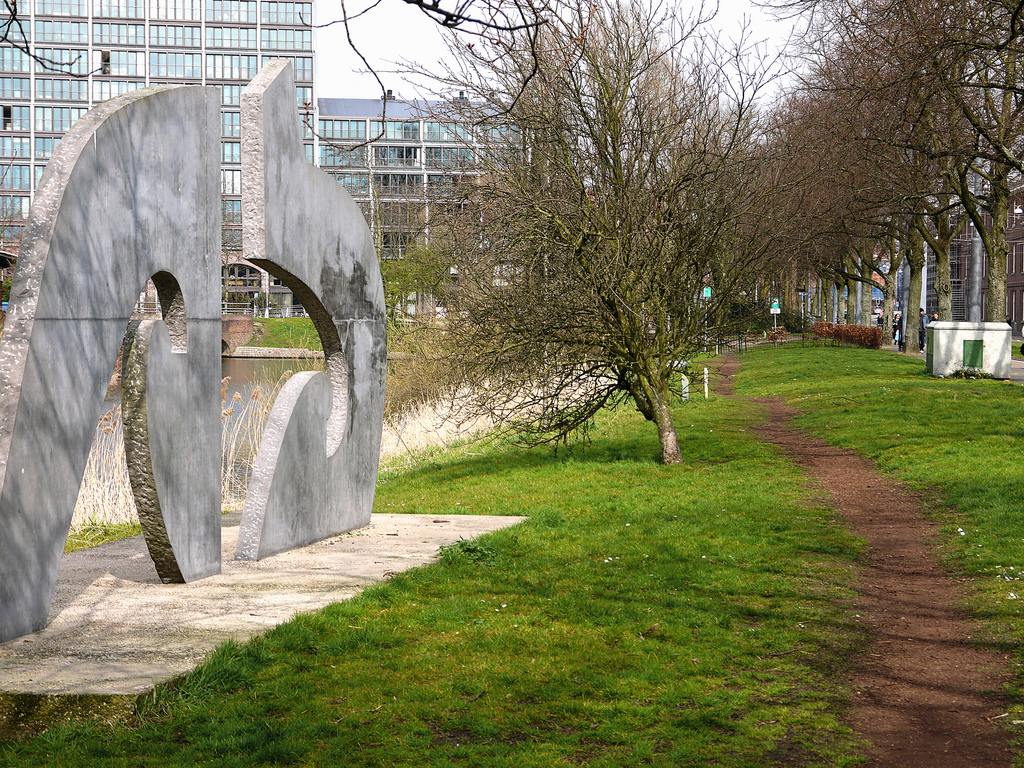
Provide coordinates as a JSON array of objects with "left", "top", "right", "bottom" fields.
[{"left": 0, "top": 513, "right": 524, "bottom": 697}]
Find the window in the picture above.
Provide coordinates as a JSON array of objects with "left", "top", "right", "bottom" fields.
[
  {"left": 207, "top": 0, "right": 257, "bottom": 23},
  {"left": 35, "top": 106, "right": 88, "bottom": 132},
  {"left": 0, "top": 49, "right": 29, "bottom": 74},
  {"left": 0, "top": 136, "right": 30, "bottom": 157},
  {"left": 331, "top": 172, "right": 369, "bottom": 193},
  {"left": 219, "top": 84, "right": 242, "bottom": 105},
  {"left": 207, "top": 54, "right": 258, "bottom": 80},
  {"left": 35, "top": 48, "right": 89, "bottom": 76},
  {"left": 222, "top": 198, "right": 242, "bottom": 224},
  {"left": 320, "top": 145, "right": 366, "bottom": 168},
  {"left": 150, "top": 52, "right": 202, "bottom": 78},
  {"left": 207, "top": 27, "right": 257, "bottom": 48},
  {"left": 97, "top": 49, "right": 144, "bottom": 76},
  {"left": 260, "top": 28, "right": 311, "bottom": 50},
  {"left": 8, "top": 106, "right": 29, "bottom": 130},
  {"left": 484, "top": 124, "right": 521, "bottom": 142},
  {"left": 369, "top": 120, "right": 420, "bottom": 141},
  {"left": 221, "top": 111, "right": 241, "bottom": 137},
  {"left": 221, "top": 141, "right": 240, "bottom": 163},
  {"left": 149, "top": 0, "right": 201, "bottom": 20},
  {"left": 261, "top": 55, "right": 312, "bottom": 82},
  {"left": 0, "top": 18, "right": 24, "bottom": 44},
  {"left": 319, "top": 119, "right": 366, "bottom": 140},
  {"left": 36, "top": 78, "right": 89, "bottom": 101},
  {"left": 92, "top": 80, "right": 144, "bottom": 101},
  {"left": 260, "top": 1, "right": 311, "bottom": 24},
  {"left": 425, "top": 146, "right": 474, "bottom": 168},
  {"left": 95, "top": 0, "right": 145, "bottom": 17},
  {"left": 222, "top": 228, "right": 242, "bottom": 250},
  {"left": 34, "top": 20, "right": 88, "bottom": 43},
  {"left": 36, "top": 0, "right": 87, "bottom": 15},
  {"left": 221, "top": 169, "right": 241, "bottom": 195},
  {"left": 427, "top": 174, "right": 457, "bottom": 192},
  {"left": 93, "top": 22, "right": 145, "bottom": 45},
  {"left": 0, "top": 165, "right": 31, "bottom": 190},
  {"left": 0, "top": 195, "right": 30, "bottom": 219},
  {"left": 424, "top": 122, "right": 469, "bottom": 142},
  {"left": 0, "top": 78, "right": 29, "bottom": 99},
  {"left": 295, "top": 85, "right": 312, "bottom": 106},
  {"left": 373, "top": 173, "right": 422, "bottom": 195},
  {"left": 150, "top": 25, "right": 201, "bottom": 46},
  {"left": 34, "top": 136, "right": 60, "bottom": 159},
  {"left": 373, "top": 145, "right": 419, "bottom": 167}
]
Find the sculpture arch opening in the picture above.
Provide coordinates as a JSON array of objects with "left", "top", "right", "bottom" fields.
[{"left": 248, "top": 260, "right": 349, "bottom": 455}]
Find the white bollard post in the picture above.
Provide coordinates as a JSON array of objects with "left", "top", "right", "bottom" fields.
[{"left": 704, "top": 367, "right": 709, "bottom": 398}]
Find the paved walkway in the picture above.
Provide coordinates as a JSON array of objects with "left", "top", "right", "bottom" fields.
[{"left": 0, "top": 513, "right": 524, "bottom": 697}]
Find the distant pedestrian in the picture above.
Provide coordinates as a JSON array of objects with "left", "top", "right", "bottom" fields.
[
  {"left": 932, "top": 311, "right": 938, "bottom": 322},
  {"left": 918, "top": 308, "right": 927, "bottom": 351},
  {"left": 892, "top": 312, "right": 901, "bottom": 344}
]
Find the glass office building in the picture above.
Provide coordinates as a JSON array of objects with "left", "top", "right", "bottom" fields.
[{"left": 0, "top": 0, "right": 315, "bottom": 264}]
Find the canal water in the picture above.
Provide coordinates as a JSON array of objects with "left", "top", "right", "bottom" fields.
[{"left": 220, "top": 356, "right": 324, "bottom": 400}]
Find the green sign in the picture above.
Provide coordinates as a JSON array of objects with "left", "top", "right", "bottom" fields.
[
  {"left": 770, "top": 298, "right": 780, "bottom": 309},
  {"left": 703, "top": 287, "right": 712, "bottom": 299}
]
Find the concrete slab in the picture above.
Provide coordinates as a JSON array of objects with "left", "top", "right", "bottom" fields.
[{"left": 0, "top": 513, "right": 524, "bottom": 696}]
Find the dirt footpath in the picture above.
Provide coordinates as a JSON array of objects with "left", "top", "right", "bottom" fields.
[{"left": 718, "top": 356, "right": 1014, "bottom": 767}]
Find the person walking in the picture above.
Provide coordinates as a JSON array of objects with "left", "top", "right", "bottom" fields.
[{"left": 918, "top": 308, "right": 927, "bottom": 352}]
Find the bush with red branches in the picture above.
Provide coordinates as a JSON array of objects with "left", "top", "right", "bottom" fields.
[{"left": 811, "top": 322, "right": 882, "bottom": 349}]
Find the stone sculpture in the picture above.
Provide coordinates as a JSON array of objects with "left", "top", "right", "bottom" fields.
[
  {"left": 235, "top": 61, "right": 386, "bottom": 560},
  {"left": 0, "top": 86, "right": 222, "bottom": 642},
  {"left": 0, "top": 62, "right": 385, "bottom": 644}
]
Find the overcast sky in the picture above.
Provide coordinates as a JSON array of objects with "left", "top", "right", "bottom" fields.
[{"left": 312, "top": 0, "right": 799, "bottom": 101}]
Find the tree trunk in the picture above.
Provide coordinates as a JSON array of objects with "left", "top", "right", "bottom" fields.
[
  {"left": 986, "top": 162, "right": 1010, "bottom": 324},
  {"left": 904, "top": 222, "right": 926, "bottom": 352},
  {"left": 860, "top": 273, "right": 873, "bottom": 325},
  {"left": 934, "top": 241, "right": 952, "bottom": 320},
  {"left": 653, "top": 392, "right": 682, "bottom": 465}
]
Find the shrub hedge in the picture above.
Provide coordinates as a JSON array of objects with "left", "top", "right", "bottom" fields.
[{"left": 811, "top": 322, "right": 882, "bottom": 349}]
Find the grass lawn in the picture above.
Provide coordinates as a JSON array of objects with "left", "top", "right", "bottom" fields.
[
  {"left": 253, "top": 318, "right": 322, "bottom": 351},
  {"left": 0, "top": 384, "right": 868, "bottom": 766},
  {"left": 734, "top": 344, "right": 1024, "bottom": 723}
]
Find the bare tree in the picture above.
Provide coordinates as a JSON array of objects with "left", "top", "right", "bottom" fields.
[{"left": 424, "top": 0, "right": 777, "bottom": 465}]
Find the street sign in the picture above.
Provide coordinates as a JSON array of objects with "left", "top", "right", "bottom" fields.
[
  {"left": 770, "top": 298, "right": 780, "bottom": 309},
  {"left": 770, "top": 307, "right": 781, "bottom": 315},
  {"left": 703, "top": 287, "right": 712, "bottom": 299}
]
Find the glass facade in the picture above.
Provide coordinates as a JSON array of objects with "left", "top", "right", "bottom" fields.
[{"left": 0, "top": 0, "right": 316, "bottom": 265}]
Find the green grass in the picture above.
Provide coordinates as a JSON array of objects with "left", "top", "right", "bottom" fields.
[
  {"left": 253, "top": 318, "right": 321, "bottom": 351},
  {"left": 64, "top": 523, "right": 143, "bottom": 554},
  {"left": 0, "top": 391, "right": 867, "bottom": 766},
  {"left": 734, "top": 345, "right": 1024, "bottom": 716}
]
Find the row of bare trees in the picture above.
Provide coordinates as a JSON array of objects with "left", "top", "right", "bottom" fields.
[{"left": 763, "top": 0, "right": 1024, "bottom": 348}]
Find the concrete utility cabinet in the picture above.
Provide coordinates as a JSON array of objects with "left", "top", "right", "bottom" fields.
[{"left": 926, "top": 321, "right": 1011, "bottom": 378}]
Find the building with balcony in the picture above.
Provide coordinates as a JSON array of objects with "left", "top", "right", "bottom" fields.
[{"left": 310, "top": 93, "right": 479, "bottom": 317}]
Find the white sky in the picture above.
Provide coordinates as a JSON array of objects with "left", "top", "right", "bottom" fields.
[{"left": 312, "top": 0, "right": 800, "bottom": 100}]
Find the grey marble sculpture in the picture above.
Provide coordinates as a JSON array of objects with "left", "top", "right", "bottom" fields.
[
  {"left": 235, "top": 61, "right": 387, "bottom": 561},
  {"left": 0, "top": 62, "right": 385, "bottom": 644},
  {"left": 0, "top": 86, "right": 222, "bottom": 642}
]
